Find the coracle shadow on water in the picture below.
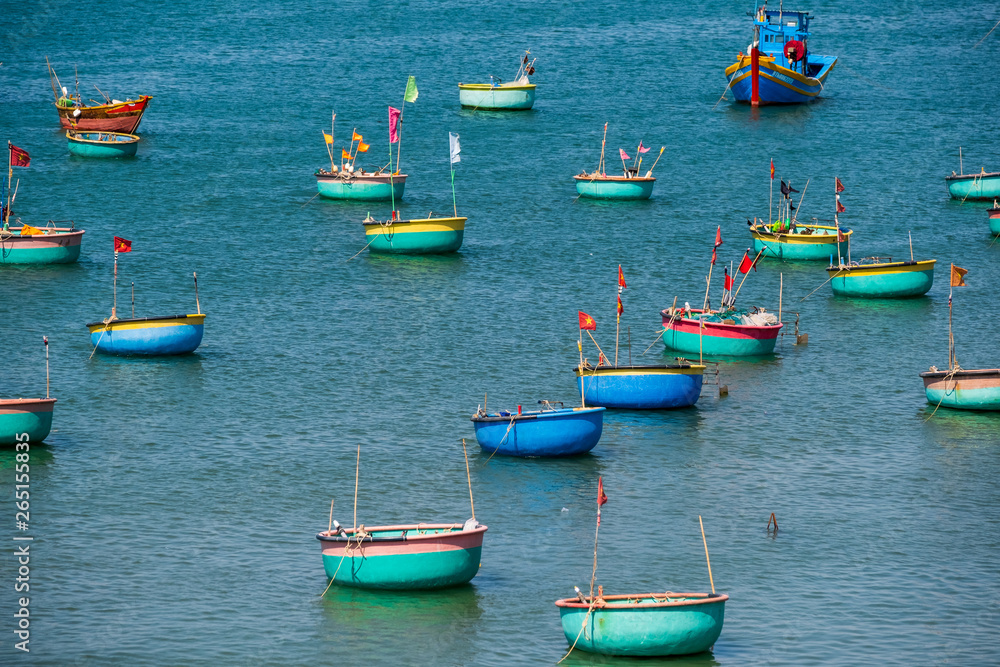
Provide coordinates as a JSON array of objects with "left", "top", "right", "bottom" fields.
[
  {"left": 920, "top": 406, "right": 1000, "bottom": 444},
  {"left": 557, "top": 646, "right": 722, "bottom": 666}
]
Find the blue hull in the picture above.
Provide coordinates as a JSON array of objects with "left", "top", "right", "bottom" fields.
[
  {"left": 471, "top": 407, "right": 605, "bottom": 457},
  {"left": 87, "top": 315, "right": 205, "bottom": 356},
  {"left": 576, "top": 366, "right": 704, "bottom": 409}
]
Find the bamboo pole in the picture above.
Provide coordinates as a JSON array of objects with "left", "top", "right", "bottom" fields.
[
  {"left": 112, "top": 251, "right": 118, "bottom": 319},
  {"left": 699, "top": 516, "right": 715, "bottom": 595},
  {"left": 353, "top": 445, "right": 360, "bottom": 530},
  {"left": 703, "top": 261, "right": 714, "bottom": 311},
  {"left": 193, "top": 272, "right": 201, "bottom": 314},
  {"left": 44, "top": 336, "right": 49, "bottom": 399},
  {"left": 131, "top": 281, "right": 135, "bottom": 318},
  {"left": 462, "top": 438, "right": 475, "bottom": 520},
  {"left": 578, "top": 331, "right": 586, "bottom": 408},
  {"left": 909, "top": 231, "right": 914, "bottom": 262},
  {"left": 948, "top": 284, "right": 954, "bottom": 370},
  {"left": 585, "top": 330, "right": 608, "bottom": 364},
  {"left": 327, "top": 499, "right": 335, "bottom": 535},
  {"left": 330, "top": 111, "right": 336, "bottom": 172},
  {"left": 778, "top": 273, "right": 783, "bottom": 324},
  {"left": 959, "top": 146, "right": 963, "bottom": 175},
  {"left": 645, "top": 147, "right": 665, "bottom": 178},
  {"left": 732, "top": 249, "right": 765, "bottom": 302},
  {"left": 791, "top": 178, "right": 810, "bottom": 225},
  {"left": 598, "top": 122, "right": 607, "bottom": 174},
  {"left": 769, "top": 166, "right": 773, "bottom": 225},
  {"left": 45, "top": 57, "right": 59, "bottom": 103}
]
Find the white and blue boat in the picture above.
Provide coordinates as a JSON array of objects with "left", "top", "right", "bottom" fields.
[
  {"left": 724, "top": 6, "right": 837, "bottom": 105},
  {"left": 575, "top": 363, "right": 705, "bottom": 409},
  {"left": 470, "top": 403, "right": 605, "bottom": 457}
]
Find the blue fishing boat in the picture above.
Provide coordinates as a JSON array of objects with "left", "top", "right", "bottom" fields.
[
  {"left": 576, "top": 363, "right": 705, "bottom": 409},
  {"left": 556, "top": 591, "right": 728, "bottom": 657},
  {"left": 724, "top": 7, "right": 837, "bottom": 106},
  {"left": 88, "top": 314, "right": 205, "bottom": 356},
  {"left": 458, "top": 51, "right": 537, "bottom": 111},
  {"left": 751, "top": 222, "right": 850, "bottom": 260},
  {"left": 470, "top": 403, "right": 605, "bottom": 457},
  {"left": 921, "top": 368, "right": 1000, "bottom": 411},
  {"left": 316, "top": 171, "right": 406, "bottom": 202},
  {"left": 827, "top": 258, "right": 935, "bottom": 298},
  {"left": 66, "top": 131, "right": 139, "bottom": 158},
  {"left": 0, "top": 398, "right": 56, "bottom": 445},
  {"left": 363, "top": 215, "right": 465, "bottom": 255},
  {"left": 945, "top": 170, "right": 1000, "bottom": 201}
]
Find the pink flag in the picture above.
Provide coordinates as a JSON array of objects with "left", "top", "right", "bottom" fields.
[
  {"left": 389, "top": 106, "right": 401, "bottom": 143},
  {"left": 637, "top": 141, "right": 651, "bottom": 154},
  {"left": 619, "top": 148, "right": 630, "bottom": 161}
]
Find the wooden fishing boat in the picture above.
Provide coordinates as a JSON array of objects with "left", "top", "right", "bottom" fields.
[
  {"left": 827, "top": 258, "right": 935, "bottom": 298},
  {"left": 87, "top": 314, "right": 205, "bottom": 356},
  {"left": 987, "top": 201, "right": 1000, "bottom": 235},
  {"left": 661, "top": 307, "right": 782, "bottom": 357},
  {"left": 66, "top": 131, "right": 139, "bottom": 158},
  {"left": 751, "top": 222, "right": 850, "bottom": 260},
  {"left": 363, "top": 215, "right": 465, "bottom": 254},
  {"left": 0, "top": 398, "right": 56, "bottom": 445},
  {"left": 921, "top": 368, "right": 1000, "bottom": 411},
  {"left": 945, "top": 170, "right": 1000, "bottom": 201},
  {"left": 556, "top": 592, "right": 728, "bottom": 657},
  {"left": 316, "top": 170, "right": 406, "bottom": 202},
  {"left": 47, "top": 60, "right": 151, "bottom": 133},
  {"left": 1, "top": 224, "right": 85, "bottom": 264},
  {"left": 458, "top": 51, "right": 536, "bottom": 110},
  {"left": 725, "top": 8, "right": 837, "bottom": 105},
  {"left": 471, "top": 404, "right": 605, "bottom": 457},
  {"left": 317, "top": 521, "right": 487, "bottom": 590},
  {"left": 575, "top": 363, "right": 704, "bottom": 409}
]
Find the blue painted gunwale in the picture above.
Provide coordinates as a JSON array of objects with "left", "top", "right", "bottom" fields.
[
  {"left": 575, "top": 364, "right": 705, "bottom": 409},
  {"left": 945, "top": 172, "right": 1000, "bottom": 201},
  {"left": 86, "top": 314, "right": 205, "bottom": 356}
]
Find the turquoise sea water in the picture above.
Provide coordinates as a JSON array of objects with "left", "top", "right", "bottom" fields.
[{"left": 3, "top": 0, "right": 1000, "bottom": 664}]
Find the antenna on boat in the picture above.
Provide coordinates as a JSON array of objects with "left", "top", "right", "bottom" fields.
[{"left": 462, "top": 438, "right": 476, "bottom": 520}]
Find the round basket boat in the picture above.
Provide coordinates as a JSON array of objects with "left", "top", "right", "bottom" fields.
[{"left": 66, "top": 131, "right": 140, "bottom": 158}]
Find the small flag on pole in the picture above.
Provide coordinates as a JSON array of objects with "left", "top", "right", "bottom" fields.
[
  {"left": 598, "top": 477, "right": 608, "bottom": 506},
  {"left": 323, "top": 132, "right": 333, "bottom": 145},
  {"left": 770, "top": 159, "right": 775, "bottom": 180},
  {"left": 836, "top": 198, "right": 846, "bottom": 213},
  {"left": 618, "top": 265, "right": 627, "bottom": 291},
  {"left": 950, "top": 264, "right": 968, "bottom": 287},
  {"left": 617, "top": 294, "right": 623, "bottom": 317},
  {"left": 715, "top": 226, "right": 723, "bottom": 248},
  {"left": 724, "top": 267, "right": 734, "bottom": 291},
  {"left": 637, "top": 141, "right": 651, "bottom": 154},
  {"left": 352, "top": 132, "right": 362, "bottom": 142},
  {"left": 388, "top": 106, "right": 401, "bottom": 143},
  {"left": 619, "top": 148, "right": 630, "bottom": 161},
  {"left": 403, "top": 76, "right": 418, "bottom": 103},
  {"left": 9, "top": 143, "right": 30, "bottom": 168},
  {"left": 449, "top": 132, "right": 461, "bottom": 165},
  {"left": 835, "top": 177, "right": 845, "bottom": 193},
  {"left": 114, "top": 236, "right": 132, "bottom": 253},
  {"left": 341, "top": 148, "right": 352, "bottom": 160},
  {"left": 356, "top": 142, "right": 369, "bottom": 153},
  {"left": 738, "top": 250, "right": 753, "bottom": 274},
  {"left": 578, "top": 311, "right": 596, "bottom": 330}
]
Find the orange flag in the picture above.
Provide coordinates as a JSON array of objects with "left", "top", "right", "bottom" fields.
[
  {"left": 598, "top": 476, "right": 608, "bottom": 507},
  {"left": 617, "top": 265, "right": 627, "bottom": 290},
  {"left": 950, "top": 264, "right": 968, "bottom": 287},
  {"left": 356, "top": 142, "right": 369, "bottom": 153},
  {"left": 617, "top": 294, "right": 623, "bottom": 317},
  {"left": 352, "top": 132, "right": 362, "bottom": 142},
  {"left": 341, "top": 148, "right": 352, "bottom": 159}
]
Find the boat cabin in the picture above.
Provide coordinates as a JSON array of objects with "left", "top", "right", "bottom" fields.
[{"left": 749, "top": 7, "right": 832, "bottom": 78}]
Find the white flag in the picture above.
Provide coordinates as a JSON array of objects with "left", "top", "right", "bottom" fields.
[{"left": 449, "top": 132, "right": 461, "bottom": 165}]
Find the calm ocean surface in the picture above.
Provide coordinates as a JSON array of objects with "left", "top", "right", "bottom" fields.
[{"left": 3, "top": 0, "right": 1000, "bottom": 664}]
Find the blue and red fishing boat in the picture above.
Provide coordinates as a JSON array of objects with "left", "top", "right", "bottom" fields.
[
  {"left": 724, "top": 5, "right": 837, "bottom": 106},
  {"left": 87, "top": 237, "right": 206, "bottom": 356},
  {"left": 471, "top": 402, "right": 605, "bottom": 457}
]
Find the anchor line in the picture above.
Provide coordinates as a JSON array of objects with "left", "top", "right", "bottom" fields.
[
  {"left": 557, "top": 598, "right": 602, "bottom": 663},
  {"left": 320, "top": 527, "right": 370, "bottom": 597},
  {"left": 923, "top": 366, "right": 963, "bottom": 422},
  {"left": 88, "top": 317, "right": 116, "bottom": 360},
  {"left": 482, "top": 414, "right": 517, "bottom": 465}
]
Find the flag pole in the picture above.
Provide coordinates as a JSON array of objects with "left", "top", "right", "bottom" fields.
[
  {"left": 451, "top": 166, "right": 458, "bottom": 218},
  {"left": 703, "top": 260, "right": 714, "bottom": 311},
  {"left": 6, "top": 143, "right": 13, "bottom": 227},
  {"left": 589, "top": 482, "right": 603, "bottom": 602},
  {"left": 193, "top": 271, "right": 201, "bottom": 314},
  {"left": 331, "top": 111, "right": 336, "bottom": 172},
  {"left": 948, "top": 281, "right": 954, "bottom": 370},
  {"left": 462, "top": 438, "right": 476, "bottom": 520},
  {"left": 578, "top": 329, "right": 586, "bottom": 408},
  {"left": 353, "top": 444, "right": 360, "bottom": 530},
  {"left": 908, "top": 231, "right": 914, "bottom": 262},
  {"left": 598, "top": 122, "right": 607, "bottom": 175},
  {"left": 646, "top": 147, "right": 665, "bottom": 178},
  {"left": 112, "top": 250, "right": 118, "bottom": 319},
  {"left": 44, "top": 336, "right": 49, "bottom": 399},
  {"left": 389, "top": 110, "right": 396, "bottom": 217},
  {"left": 699, "top": 516, "right": 716, "bottom": 595},
  {"left": 131, "top": 281, "right": 135, "bottom": 318},
  {"left": 769, "top": 161, "right": 773, "bottom": 225}
]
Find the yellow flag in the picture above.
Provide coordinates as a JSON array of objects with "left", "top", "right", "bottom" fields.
[
  {"left": 356, "top": 142, "right": 369, "bottom": 153},
  {"left": 19, "top": 224, "right": 42, "bottom": 236},
  {"left": 950, "top": 263, "right": 968, "bottom": 287},
  {"left": 341, "top": 148, "right": 352, "bottom": 159},
  {"left": 352, "top": 132, "right": 362, "bottom": 142},
  {"left": 323, "top": 132, "right": 333, "bottom": 145}
]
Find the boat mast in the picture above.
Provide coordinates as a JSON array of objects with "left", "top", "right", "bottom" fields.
[
  {"left": 598, "top": 122, "right": 607, "bottom": 175},
  {"left": 5, "top": 143, "right": 11, "bottom": 228}
]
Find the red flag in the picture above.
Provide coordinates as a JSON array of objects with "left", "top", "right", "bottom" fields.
[
  {"left": 578, "top": 311, "right": 596, "bottom": 330},
  {"left": 724, "top": 268, "right": 734, "bottom": 291},
  {"left": 714, "top": 226, "right": 723, "bottom": 248},
  {"left": 389, "top": 106, "right": 401, "bottom": 143},
  {"left": 9, "top": 144, "right": 30, "bottom": 168},
  {"left": 711, "top": 246, "right": 717, "bottom": 266},
  {"left": 619, "top": 148, "right": 630, "bottom": 161},
  {"left": 114, "top": 236, "right": 132, "bottom": 253},
  {"left": 835, "top": 177, "right": 845, "bottom": 193},
  {"left": 836, "top": 199, "right": 846, "bottom": 213},
  {"left": 618, "top": 265, "right": 627, "bottom": 290},
  {"left": 770, "top": 159, "right": 775, "bottom": 180},
  {"left": 617, "top": 294, "right": 623, "bottom": 317},
  {"left": 738, "top": 250, "right": 753, "bottom": 274},
  {"left": 597, "top": 476, "right": 608, "bottom": 507}
]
